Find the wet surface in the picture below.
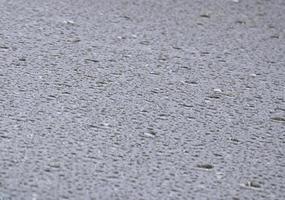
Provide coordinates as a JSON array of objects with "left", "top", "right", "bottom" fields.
[{"left": 0, "top": 0, "right": 284, "bottom": 199}]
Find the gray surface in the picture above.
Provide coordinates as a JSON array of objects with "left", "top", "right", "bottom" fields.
[{"left": 0, "top": 0, "right": 285, "bottom": 199}]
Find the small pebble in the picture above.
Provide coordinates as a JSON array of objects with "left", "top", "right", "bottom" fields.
[
  {"left": 85, "top": 59, "right": 99, "bottom": 63},
  {"left": 241, "top": 181, "right": 262, "bottom": 190},
  {"left": 200, "top": 14, "right": 210, "bottom": 18},
  {"left": 196, "top": 164, "right": 214, "bottom": 170},
  {"left": 271, "top": 117, "right": 285, "bottom": 122},
  {"left": 0, "top": 46, "right": 9, "bottom": 49}
]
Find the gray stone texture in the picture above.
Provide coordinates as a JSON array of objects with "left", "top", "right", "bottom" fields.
[{"left": 0, "top": 0, "right": 284, "bottom": 199}]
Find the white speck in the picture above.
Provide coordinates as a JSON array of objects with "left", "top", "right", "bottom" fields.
[
  {"left": 143, "top": 132, "right": 155, "bottom": 138},
  {"left": 32, "top": 193, "right": 38, "bottom": 200},
  {"left": 232, "top": 0, "right": 239, "bottom": 2},
  {"left": 63, "top": 20, "right": 75, "bottom": 25},
  {"left": 213, "top": 88, "right": 222, "bottom": 93},
  {"left": 215, "top": 171, "right": 224, "bottom": 179},
  {"left": 196, "top": 184, "right": 206, "bottom": 189},
  {"left": 103, "top": 122, "right": 110, "bottom": 127},
  {"left": 249, "top": 73, "right": 257, "bottom": 77}
]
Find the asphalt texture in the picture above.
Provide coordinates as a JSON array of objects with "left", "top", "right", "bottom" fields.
[{"left": 0, "top": 0, "right": 285, "bottom": 199}]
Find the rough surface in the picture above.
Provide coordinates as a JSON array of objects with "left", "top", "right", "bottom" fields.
[{"left": 0, "top": 0, "right": 284, "bottom": 199}]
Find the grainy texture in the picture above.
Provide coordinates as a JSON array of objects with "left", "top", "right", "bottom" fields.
[{"left": 0, "top": 0, "right": 284, "bottom": 199}]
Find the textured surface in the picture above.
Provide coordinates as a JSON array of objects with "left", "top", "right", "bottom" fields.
[{"left": 0, "top": 0, "right": 285, "bottom": 199}]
